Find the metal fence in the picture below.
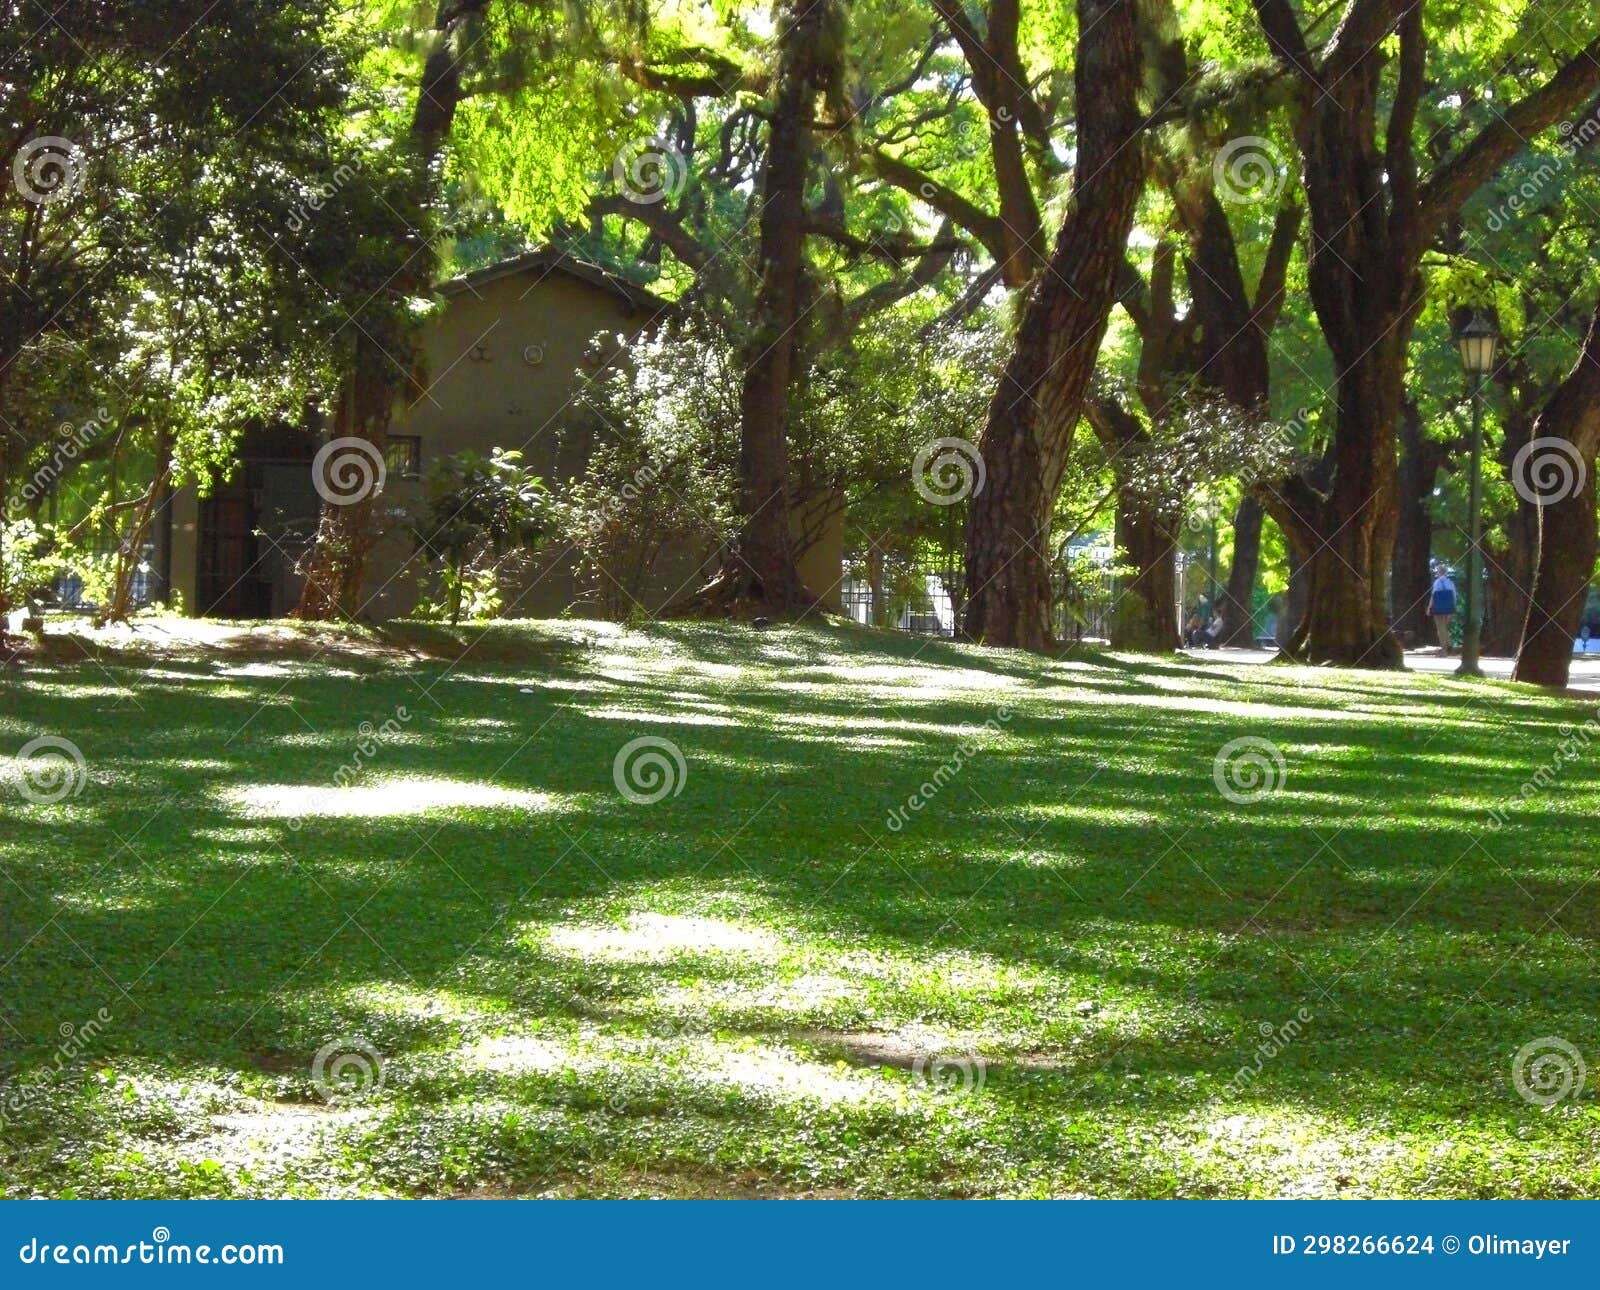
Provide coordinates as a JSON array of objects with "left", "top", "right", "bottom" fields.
[{"left": 841, "top": 550, "right": 1119, "bottom": 642}]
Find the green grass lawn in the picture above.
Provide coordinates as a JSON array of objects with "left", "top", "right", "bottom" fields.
[{"left": 3, "top": 618, "right": 1599, "bottom": 1198}]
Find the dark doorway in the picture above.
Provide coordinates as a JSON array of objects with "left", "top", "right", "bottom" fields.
[
  {"left": 197, "top": 488, "right": 272, "bottom": 617},
  {"left": 195, "top": 424, "right": 320, "bottom": 618}
]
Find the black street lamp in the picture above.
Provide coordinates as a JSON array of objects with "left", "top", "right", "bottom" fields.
[{"left": 1455, "top": 312, "right": 1500, "bottom": 677}]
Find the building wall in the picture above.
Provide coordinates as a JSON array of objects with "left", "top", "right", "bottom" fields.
[
  {"left": 171, "top": 258, "right": 844, "bottom": 620},
  {"left": 361, "top": 267, "right": 664, "bottom": 620}
]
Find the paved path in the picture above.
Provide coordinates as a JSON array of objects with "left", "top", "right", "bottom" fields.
[{"left": 1180, "top": 645, "right": 1600, "bottom": 695}]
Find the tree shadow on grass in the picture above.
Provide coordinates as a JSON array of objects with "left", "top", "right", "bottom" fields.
[{"left": 2, "top": 624, "right": 1598, "bottom": 1195}]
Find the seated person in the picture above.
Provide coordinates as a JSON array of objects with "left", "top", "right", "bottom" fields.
[{"left": 1204, "top": 611, "right": 1227, "bottom": 648}]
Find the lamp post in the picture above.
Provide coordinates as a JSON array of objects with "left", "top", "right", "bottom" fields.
[
  {"left": 1207, "top": 503, "right": 1220, "bottom": 610},
  {"left": 1455, "top": 313, "right": 1500, "bottom": 677}
]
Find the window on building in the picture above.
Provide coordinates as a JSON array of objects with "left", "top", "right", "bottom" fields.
[{"left": 385, "top": 435, "right": 422, "bottom": 479}]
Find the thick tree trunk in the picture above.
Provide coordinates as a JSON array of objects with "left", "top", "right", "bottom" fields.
[
  {"left": 1484, "top": 404, "right": 1537, "bottom": 656},
  {"left": 1391, "top": 398, "right": 1442, "bottom": 647},
  {"left": 723, "top": 0, "right": 840, "bottom": 613},
  {"left": 1218, "top": 497, "right": 1262, "bottom": 645},
  {"left": 1288, "top": 313, "right": 1409, "bottom": 667},
  {"left": 1514, "top": 300, "right": 1600, "bottom": 687},
  {"left": 1087, "top": 398, "right": 1178, "bottom": 651},
  {"left": 1282, "top": 533, "right": 1311, "bottom": 651},
  {"left": 1514, "top": 482, "right": 1595, "bottom": 687},
  {"left": 962, "top": 0, "right": 1143, "bottom": 649},
  {"left": 866, "top": 543, "right": 887, "bottom": 627},
  {"left": 1110, "top": 492, "right": 1179, "bottom": 650},
  {"left": 294, "top": 0, "right": 486, "bottom": 620}
]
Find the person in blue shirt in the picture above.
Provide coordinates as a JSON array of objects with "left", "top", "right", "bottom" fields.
[{"left": 1430, "top": 566, "right": 1457, "bottom": 655}]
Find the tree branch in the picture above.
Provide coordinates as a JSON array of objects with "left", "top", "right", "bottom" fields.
[
  {"left": 1249, "top": 200, "right": 1303, "bottom": 334},
  {"left": 1250, "top": 0, "right": 1318, "bottom": 85},
  {"left": 590, "top": 194, "right": 710, "bottom": 270},
  {"left": 1417, "top": 33, "right": 1600, "bottom": 239},
  {"left": 861, "top": 145, "right": 1011, "bottom": 271},
  {"left": 1384, "top": 0, "right": 1426, "bottom": 224}
]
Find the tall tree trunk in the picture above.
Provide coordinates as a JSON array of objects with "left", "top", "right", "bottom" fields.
[
  {"left": 1218, "top": 497, "right": 1262, "bottom": 645},
  {"left": 962, "top": 0, "right": 1143, "bottom": 649},
  {"left": 1288, "top": 302, "right": 1411, "bottom": 668},
  {"left": 1484, "top": 401, "right": 1537, "bottom": 656},
  {"left": 1086, "top": 398, "right": 1177, "bottom": 651},
  {"left": 1514, "top": 300, "right": 1600, "bottom": 688},
  {"left": 1515, "top": 483, "right": 1596, "bottom": 687},
  {"left": 697, "top": 0, "right": 842, "bottom": 615},
  {"left": 294, "top": 0, "right": 487, "bottom": 620},
  {"left": 1282, "top": 532, "right": 1311, "bottom": 651},
  {"left": 1391, "top": 397, "right": 1442, "bottom": 646},
  {"left": 1110, "top": 494, "right": 1179, "bottom": 649}
]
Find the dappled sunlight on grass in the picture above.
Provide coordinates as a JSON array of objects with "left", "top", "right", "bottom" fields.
[
  {"left": 225, "top": 778, "right": 561, "bottom": 820},
  {"left": 582, "top": 708, "right": 745, "bottom": 728},
  {"left": 5, "top": 619, "right": 1600, "bottom": 1197},
  {"left": 543, "top": 914, "right": 784, "bottom": 963}
]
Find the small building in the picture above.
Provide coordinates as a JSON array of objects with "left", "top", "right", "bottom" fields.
[{"left": 167, "top": 250, "right": 843, "bottom": 619}]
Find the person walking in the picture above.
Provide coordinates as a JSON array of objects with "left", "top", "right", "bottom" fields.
[{"left": 1430, "top": 566, "right": 1458, "bottom": 655}]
